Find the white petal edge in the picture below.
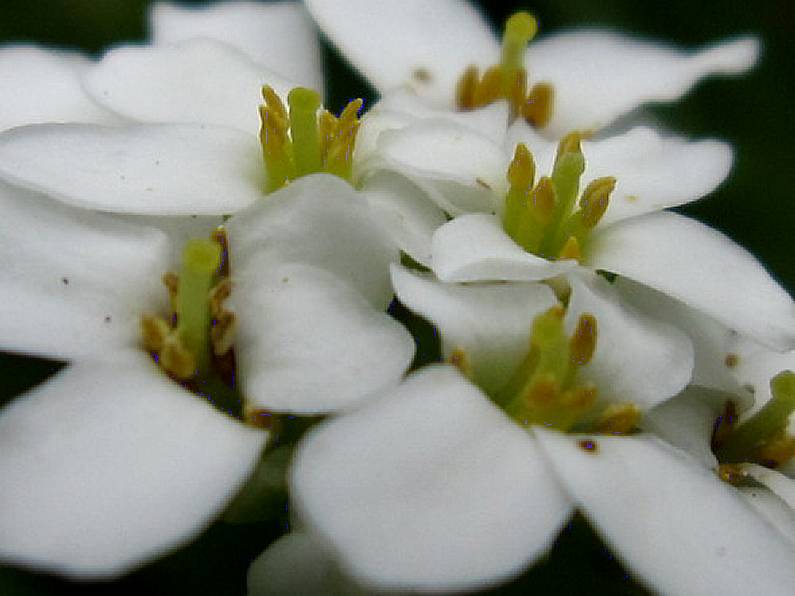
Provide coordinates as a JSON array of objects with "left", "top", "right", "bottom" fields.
[
  {"left": 84, "top": 39, "right": 297, "bottom": 133},
  {"left": 587, "top": 211, "right": 795, "bottom": 350},
  {"left": 0, "top": 123, "right": 265, "bottom": 215},
  {"left": 0, "top": 45, "right": 118, "bottom": 131},
  {"left": 149, "top": 1, "right": 323, "bottom": 92},
  {"left": 391, "top": 264, "right": 558, "bottom": 395},
  {"left": 0, "top": 351, "right": 267, "bottom": 579},
  {"left": 529, "top": 32, "right": 760, "bottom": 137},
  {"left": 566, "top": 272, "right": 694, "bottom": 409},
  {"left": 535, "top": 429, "right": 795, "bottom": 596},
  {"left": 431, "top": 213, "right": 577, "bottom": 282},
  {"left": 304, "top": 0, "right": 498, "bottom": 106},
  {"left": 0, "top": 182, "right": 170, "bottom": 359},
  {"left": 291, "top": 365, "right": 573, "bottom": 592}
]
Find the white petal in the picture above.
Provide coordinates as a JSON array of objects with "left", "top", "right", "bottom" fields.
[
  {"left": 376, "top": 121, "right": 506, "bottom": 215},
  {"left": 587, "top": 211, "right": 795, "bottom": 350},
  {"left": 248, "top": 533, "right": 354, "bottom": 596},
  {"left": 741, "top": 465, "right": 795, "bottom": 511},
  {"left": 226, "top": 174, "right": 398, "bottom": 309},
  {"left": 391, "top": 264, "right": 558, "bottom": 395},
  {"left": 535, "top": 429, "right": 795, "bottom": 596},
  {"left": 587, "top": 128, "right": 733, "bottom": 227},
  {"left": 0, "top": 46, "right": 118, "bottom": 131},
  {"left": 291, "top": 365, "right": 573, "bottom": 592},
  {"left": 738, "top": 486, "right": 795, "bottom": 547},
  {"left": 431, "top": 213, "right": 577, "bottom": 282},
  {"left": 529, "top": 32, "right": 759, "bottom": 136},
  {"left": 643, "top": 386, "right": 726, "bottom": 469},
  {"left": 566, "top": 272, "right": 693, "bottom": 409},
  {"left": 0, "top": 183, "right": 170, "bottom": 359},
  {"left": 232, "top": 263, "right": 414, "bottom": 415},
  {"left": 304, "top": 0, "right": 498, "bottom": 106},
  {"left": 615, "top": 276, "right": 752, "bottom": 402},
  {"left": 361, "top": 171, "right": 447, "bottom": 268},
  {"left": 0, "top": 123, "right": 265, "bottom": 215},
  {"left": 85, "top": 39, "right": 296, "bottom": 133},
  {"left": 0, "top": 352, "right": 267, "bottom": 579},
  {"left": 149, "top": 1, "right": 322, "bottom": 92}
]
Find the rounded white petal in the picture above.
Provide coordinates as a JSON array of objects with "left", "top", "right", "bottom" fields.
[
  {"left": 226, "top": 174, "right": 398, "bottom": 309},
  {"left": 85, "top": 39, "right": 296, "bottom": 133},
  {"left": 431, "top": 213, "right": 577, "bottom": 282},
  {"left": 741, "top": 465, "right": 795, "bottom": 512},
  {"left": 248, "top": 533, "right": 352, "bottom": 596},
  {"left": 0, "top": 352, "right": 268, "bottom": 579},
  {"left": 0, "top": 123, "right": 265, "bottom": 215},
  {"left": 738, "top": 486, "right": 795, "bottom": 547},
  {"left": 535, "top": 429, "right": 795, "bottom": 596},
  {"left": 304, "top": 0, "right": 498, "bottom": 106},
  {"left": 529, "top": 32, "right": 760, "bottom": 136},
  {"left": 150, "top": 1, "right": 322, "bottom": 92},
  {"left": 0, "top": 46, "right": 117, "bottom": 131},
  {"left": 361, "top": 171, "right": 447, "bottom": 268},
  {"left": 615, "top": 276, "right": 752, "bottom": 402},
  {"left": 643, "top": 386, "right": 727, "bottom": 469},
  {"left": 587, "top": 211, "right": 795, "bottom": 350},
  {"left": 0, "top": 183, "right": 170, "bottom": 359},
  {"left": 391, "top": 264, "right": 558, "bottom": 395},
  {"left": 231, "top": 263, "right": 414, "bottom": 415},
  {"left": 376, "top": 121, "right": 506, "bottom": 215},
  {"left": 566, "top": 272, "right": 694, "bottom": 409},
  {"left": 291, "top": 365, "right": 573, "bottom": 592}
]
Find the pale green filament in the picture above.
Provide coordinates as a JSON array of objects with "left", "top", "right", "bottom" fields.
[
  {"left": 500, "top": 12, "right": 538, "bottom": 97},
  {"left": 176, "top": 239, "right": 222, "bottom": 377},
  {"left": 717, "top": 371, "right": 795, "bottom": 463},
  {"left": 288, "top": 88, "right": 323, "bottom": 177}
]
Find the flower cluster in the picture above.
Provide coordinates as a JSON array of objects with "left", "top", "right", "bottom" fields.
[{"left": 1, "top": 1, "right": 794, "bottom": 595}]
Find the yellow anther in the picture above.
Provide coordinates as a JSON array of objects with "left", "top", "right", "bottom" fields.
[
  {"left": 448, "top": 347, "right": 474, "bottom": 380},
  {"left": 754, "top": 432, "right": 795, "bottom": 468},
  {"left": 525, "top": 374, "right": 560, "bottom": 406},
  {"left": 580, "top": 177, "right": 616, "bottom": 228},
  {"left": 529, "top": 177, "right": 556, "bottom": 225},
  {"left": 558, "top": 236, "right": 582, "bottom": 261},
  {"left": 261, "top": 85, "right": 288, "bottom": 121},
  {"left": 594, "top": 403, "right": 641, "bottom": 435},
  {"left": 211, "top": 309, "right": 237, "bottom": 357},
  {"left": 472, "top": 66, "right": 502, "bottom": 108},
  {"left": 162, "top": 271, "right": 179, "bottom": 315},
  {"left": 259, "top": 103, "right": 294, "bottom": 192},
  {"left": 555, "top": 131, "right": 585, "bottom": 162},
  {"left": 318, "top": 109, "right": 338, "bottom": 158},
  {"left": 523, "top": 82, "right": 554, "bottom": 128},
  {"left": 455, "top": 65, "right": 479, "bottom": 110},
  {"left": 717, "top": 463, "right": 748, "bottom": 486},
  {"left": 562, "top": 384, "right": 598, "bottom": 411},
  {"left": 507, "top": 143, "right": 535, "bottom": 193},
  {"left": 569, "top": 314, "right": 597, "bottom": 366},
  {"left": 161, "top": 333, "right": 197, "bottom": 380},
  {"left": 209, "top": 278, "right": 232, "bottom": 318},
  {"left": 140, "top": 314, "right": 171, "bottom": 353}
]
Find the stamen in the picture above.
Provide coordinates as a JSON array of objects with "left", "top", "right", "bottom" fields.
[
  {"left": 504, "top": 143, "right": 535, "bottom": 239},
  {"left": 448, "top": 347, "right": 474, "bottom": 380},
  {"left": 523, "top": 83, "right": 554, "bottom": 128},
  {"left": 455, "top": 65, "right": 479, "bottom": 111},
  {"left": 176, "top": 239, "right": 222, "bottom": 377},
  {"left": 160, "top": 333, "right": 197, "bottom": 380},
  {"left": 287, "top": 87, "right": 323, "bottom": 177},
  {"left": 716, "top": 371, "right": 795, "bottom": 463},
  {"left": 211, "top": 310, "right": 237, "bottom": 357},
  {"left": 569, "top": 314, "right": 597, "bottom": 366},
  {"left": 324, "top": 98, "right": 363, "bottom": 180},
  {"left": 594, "top": 403, "right": 641, "bottom": 435},
  {"left": 140, "top": 314, "right": 171, "bottom": 353},
  {"left": 259, "top": 98, "right": 294, "bottom": 193}
]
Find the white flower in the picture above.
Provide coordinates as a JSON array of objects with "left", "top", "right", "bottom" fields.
[
  {"left": 0, "top": 2, "right": 330, "bottom": 215},
  {"left": 0, "top": 174, "right": 413, "bottom": 578},
  {"left": 304, "top": 0, "right": 759, "bottom": 137}
]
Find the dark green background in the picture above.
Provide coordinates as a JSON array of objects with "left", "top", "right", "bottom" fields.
[{"left": 0, "top": 1, "right": 792, "bottom": 594}]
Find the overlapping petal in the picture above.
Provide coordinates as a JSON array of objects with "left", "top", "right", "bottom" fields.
[
  {"left": 535, "top": 429, "right": 795, "bottom": 596},
  {"left": 291, "top": 365, "right": 572, "bottom": 592},
  {"left": 150, "top": 0, "right": 322, "bottom": 92},
  {"left": 0, "top": 351, "right": 268, "bottom": 579},
  {"left": 587, "top": 211, "right": 795, "bottom": 350}
]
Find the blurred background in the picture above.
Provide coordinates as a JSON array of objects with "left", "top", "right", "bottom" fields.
[{"left": 0, "top": 1, "right": 793, "bottom": 594}]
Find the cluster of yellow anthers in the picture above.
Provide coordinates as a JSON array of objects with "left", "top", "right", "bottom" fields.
[
  {"left": 714, "top": 371, "right": 795, "bottom": 482},
  {"left": 452, "top": 305, "right": 639, "bottom": 434},
  {"left": 455, "top": 11, "right": 553, "bottom": 127},
  {"left": 259, "top": 85, "right": 363, "bottom": 192},
  {"left": 503, "top": 132, "right": 616, "bottom": 262},
  {"left": 140, "top": 235, "right": 235, "bottom": 382}
]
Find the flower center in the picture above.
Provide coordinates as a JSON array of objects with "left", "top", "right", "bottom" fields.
[
  {"left": 503, "top": 134, "right": 616, "bottom": 262},
  {"left": 259, "top": 86, "right": 363, "bottom": 192},
  {"left": 455, "top": 11, "right": 554, "bottom": 127},
  {"left": 140, "top": 232, "right": 242, "bottom": 418},
  {"left": 713, "top": 371, "right": 795, "bottom": 475},
  {"left": 453, "top": 305, "right": 639, "bottom": 434}
]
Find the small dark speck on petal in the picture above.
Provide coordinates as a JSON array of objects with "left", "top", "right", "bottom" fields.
[
  {"left": 104, "top": 316, "right": 112, "bottom": 324},
  {"left": 578, "top": 439, "right": 598, "bottom": 453},
  {"left": 61, "top": 277, "right": 69, "bottom": 285}
]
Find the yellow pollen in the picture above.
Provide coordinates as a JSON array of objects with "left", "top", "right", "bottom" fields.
[
  {"left": 579, "top": 177, "right": 616, "bottom": 228},
  {"left": 522, "top": 83, "right": 554, "bottom": 127}
]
